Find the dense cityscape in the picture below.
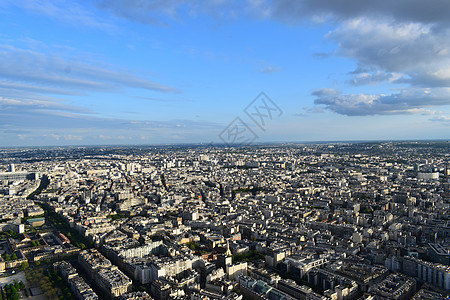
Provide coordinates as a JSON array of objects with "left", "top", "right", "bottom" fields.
[{"left": 0, "top": 142, "right": 448, "bottom": 299}]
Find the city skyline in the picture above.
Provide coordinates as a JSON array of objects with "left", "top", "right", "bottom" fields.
[
  {"left": 2, "top": 1, "right": 450, "bottom": 146},
  {"left": 0, "top": 141, "right": 448, "bottom": 298}
]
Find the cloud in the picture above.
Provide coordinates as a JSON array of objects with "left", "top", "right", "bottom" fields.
[
  {"left": 0, "top": 101, "right": 223, "bottom": 145},
  {"left": 0, "top": 96, "right": 222, "bottom": 132},
  {"left": 96, "top": 0, "right": 249, "bottom": 25},
  {"left": 429, "top": 115, "right": 450, "bottom": 122},
  {"left": 328, "top": 18, "right": 450, "bottom": 88},
  {"left": 313, "top": 52, "right": 332, "bottom": 59},
  {"left": 4, "top": 0, "right": 115, "bottom": 31},
  {"left": 259, "top": 66, "right": 282, "bottom": 73},
  {"left": 251, "top": 1, "right": 450, "bottom": 116},
  {"left": 133, "top": 96, "right": 189, "bottom": 102},
  {"left": 312, "top": 88, "right": 340, "bottom": 97},
  {"left": 264, "top": 1, "right": 450, "bottom": 89},
  {"left": 292, "top": 106, "right": 324, "bottom": 117},
  {"left": 0, "top": 96, "right": 91, "bottom": 115},
  {"left": 95, "top": 0, "right": 450, "bottom": 27},
  {"left": 266, "top": 0, "right": 450, "bottom": 26},
  {"left": 0, "top": 44, "right": 182, "bottom": 141},
  {"left": 347, "top": 70, "right": 403, "bottom": 86},
  {"left": 314, "top": 88, "right": 450, "bottom": 116},
  {"left": 93, "top": 0, "right": 450, "bottom": 93},
  {"left": 0, "top": 80, "right": 80, "bottom": 96},
  {"left": 0, "top": 45, "right": 179, "bottom": 93},
  {"left": 63, "top": 134, "right": 83, "bottom": 141}
]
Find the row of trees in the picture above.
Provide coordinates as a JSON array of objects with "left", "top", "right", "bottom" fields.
[
  {"left": 27, "top": 174, "right": 50, "bottom": 200},
  {"left": 38, "top": 203, "right": 93, "bottom": 249},
  {"left": 46, "top": 268, "right": 74, "bottom": 300},
  {"left": 1, "top": 230, "right": 18, "bottom": 239},
  {"left": 2, "top": 254, "right": 18, "bottom": 261}
]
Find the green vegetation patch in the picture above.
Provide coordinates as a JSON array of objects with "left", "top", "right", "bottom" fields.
[
  {"left": 107, "top": 213, "right": 127, "bottom": 220},
  {"left": 232, "top": 250, "right": 265, "bottom": 264}
]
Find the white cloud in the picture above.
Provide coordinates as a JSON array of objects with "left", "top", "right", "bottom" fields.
[
  {"left": 0, "top": 45, "right": 179, "bottom": 93},
  {"left": 328, "top": 18, "right": 450, "bottom": 88},
  {"left": 259, "top": 66, "right": 282, "bottom": 73},
  {"left": 4, "top": 0, "right": 116, "bottom": 31},
  {"left": 314, "top": 88, "right": 450, "bottom": 116},
  {"left": 429, "top": 115, "right": 450, "bottom": 122}
]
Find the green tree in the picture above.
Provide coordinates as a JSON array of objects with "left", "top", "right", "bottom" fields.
[
  {"left": 19, "top": 261, "right": 29, "bottom": 270},
  {"left": 18, "top": 281, "right": 25, "bottom": 290},
  {"left": 9, "top": 285, "right": 17, "bottom": 295}
]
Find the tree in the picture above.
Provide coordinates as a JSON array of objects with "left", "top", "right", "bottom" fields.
[
  {"left": 9, "top": 285, "right": 17, "bottom": 295},
  {"left": 11, "top": 253, "right": 18, "bottom": 260},
  {"left": 18, "top": 281, "right": 25, "bottom": 290},
  {"left": 19, "top": 261, "right": 29, "bottom": 270}
]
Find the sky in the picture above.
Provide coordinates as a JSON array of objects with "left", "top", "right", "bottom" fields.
[{"left": 1, "top": 0, "right": 450, "bottom": 146}]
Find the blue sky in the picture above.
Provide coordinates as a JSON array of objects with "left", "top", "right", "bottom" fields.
[{"left": 1, "top": 0, "right": 450, "bottom": 146}]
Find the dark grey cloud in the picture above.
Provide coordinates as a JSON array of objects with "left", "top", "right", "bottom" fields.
[
  {"left": 95, "top": 0, "right": 450, "bottom": 27},
  {"left": 268, "top": 0, "right": 450, "bottom": 26}
]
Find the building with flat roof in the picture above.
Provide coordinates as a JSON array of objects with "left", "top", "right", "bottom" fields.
[
  {"left": 369, "top": 273, "right": 415, "bottom": 300},
  {"left": 0, "top": 171, "right": 40, "bottom": 183},
  {"left": 427, "top": 243, "right": 450, "bottom": 265},
  {"left": 26, "top": 217, "right": 45, "bottom": 227}
]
